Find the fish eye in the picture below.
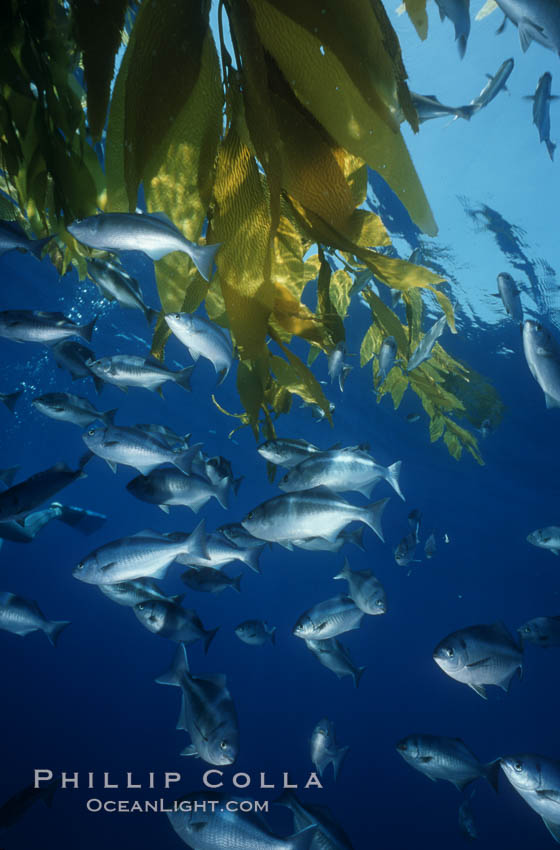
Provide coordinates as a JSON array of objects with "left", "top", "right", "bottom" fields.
[
  {"left": 76, "top": 562, "right": 84, "bottom": 570},
  {"left": 514, "top": 761, "right": 523, "bottom": 773},
  {"left": 247, "top": 511, "right": 254, "bottom": 520},
  {"left": 376, "top": 600, "right": 384, "bottom": 607},
  {"left": 220, "top": 740, "right": 228, "bottom": 750},
  {"left": 138, "top": 603, "right": 144, "bottom": 611},
  {"left": 88, "top": 428, "right": 96, "bottom": 436},
  {"left": 445, "top": 647, "right": 454, "bottom": 658}
]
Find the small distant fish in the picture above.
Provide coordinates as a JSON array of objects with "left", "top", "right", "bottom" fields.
[
  {"left": 410, "top": 92, "right": 475, "bottom": 123},
  {"left": 479, "top": 418, "right": 492, "bottom": 438},
  {"left": 469, "top": 57, "right": 514, "bottom": 113},
  {"left": 127, "top": 467, "right": 229, "bottom": 513},
  {"left": 83, "top": 424, "right": 199, "bottom": 476},
  {"left": 333, "top": 558, "right": 387, "bottom": 615},
  {"left": 527, "top": 526, "right": 560, "bottom": 555},
  {"left": 444, "top": 533, "right": 450, "bottom": 544},
  {"left": 86, "top": 258, "right": 158, "bottom": 325},
  {"left": 87, "top": 354, "right": 193, "bottom": 395},
  {"left": 425, "top": 532, "right": 437, "bottom": 559},
  {"left": 396, "top": 734, "right": 500, "bottom": 792},
  {"left": 407, "top": 314, "right": 448, "bottom": 372},
  {"left": 242, "top": 489, "right": 389, "bottom": 545},
  {"left": 433, "top": 621, "right": 523, "bottom": 699},
  {"left": 165, "top": 313, "right": 232, "bottom": 384},
  {"left": 0, "top": 779, "right": 59, "bottom": 829},
  {"left": 234, "top": 620, "right": 276, "bottom": 645},
  {"left": 526, "top": 72, "right": 558, "bottom": 160},
  {"left": 68, "top": 211, "right": 220, "bottom": 281},
  {"left": 458, "top": 795, "right": 478, "bottom": 841},
  {"left": 408, "top": 508, "right": 422, "bottom": 543},
  {"left": 378, "top": 336, "right": 398, "bottom": 382},
  {"left": 435, "top": 0, "right": 471, "bottom": 57},
  {"left": 310, "top": 719, "right": 349, "bottom": 780},
  {"left": 327, "top": 342, "right": 352, "bottom": 392},
  {"left": 493, "top": 272, "right": 523, "bottom": 323},
  {"left": 50, "top": 340, "right": 103, "bottom": 393},
  {"left": 406, "top": 412, "right": 420, "bottom": 423},
  {"left": 257, "top": 438, "right": 322, "bottom": 468},
  {"left": 305, "top": 637, "right": 366, "bottom": 687},
  {"left": 0, "top": 310, "right": 96, "bottom": 345},
  {"left": 523, "top": 320, "right": 560, "bottom": 409},
  {"left": 181, "top": 568, "right": 242, "bottom": 595},
  {"left": 134, "top": 599, "right": 219, "bottom": 652},
  {"left": 98, "top": 578, "right": 184, "bottom": 608},
  {"left": 0, "top": 220, "right": 52, "bottom": 259},
  {"left": 500, "top": 753, "right": 560, "bottom": 844},
  {"left": 156, "top": 644, "right": 239, "bottom": 766},
  {"left": 293, "top": 595, "right": 365, "bottom": 641},
  {"left": 175, "top": 532, "right": 263, "bottom": 574},
  {"left": 306, "top": 400, "right": 335, "bottom": 422},
  {"left": 394, "top": 531, "right": 417, "bottom": 567},
  {"left": 33, "top": 393, "right": 117, "bottom": 428},
  {"left": 0, "top": 592, "right": 70, "bottom": 646},
  {"left": 0, "top": 389, "right": 22, "bottom": 414},
  {"left": 0, "top": 454, "right": 91, "bottom": 522},
  {"left": 517, "top": 616, "right": 560, "bottom": 647}
]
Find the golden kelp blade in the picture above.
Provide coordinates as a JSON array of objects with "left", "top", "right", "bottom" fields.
[
  {"left": 250, "top": 0, "right": 437, "bottom": 234},
  {"left": 476, "top": 0, "right": 498, "bottom": 21},
  {"left": 403, "top": 0, "right": 429, "bottom": 40}
]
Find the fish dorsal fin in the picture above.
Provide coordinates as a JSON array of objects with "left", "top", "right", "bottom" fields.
[
  {"left": 148, "top": 211, "right": 177, "bottom": 229},
  {"left": 144, "top": 354, "right": 163, "bottom": 367},
  {"left": 129, "top": 529, "right": 162, "bottom": 539},
  {"left": 196, "top": 673, "right": 227, "bottom": 688}
]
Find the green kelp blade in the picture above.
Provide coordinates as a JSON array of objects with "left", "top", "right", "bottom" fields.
[{"left": 404, "top": 0, "right": 429, "bottom": 40}]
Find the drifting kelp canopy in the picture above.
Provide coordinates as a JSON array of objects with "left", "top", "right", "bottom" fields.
[{"left": 0, "top": 0, "right": 503, "bottom": 464}]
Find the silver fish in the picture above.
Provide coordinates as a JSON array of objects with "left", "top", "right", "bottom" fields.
[
  {"left": 257, "top": 438, "right": 323, "bottom": 468},
  {"left": 168, "top": 790, "right": 316, "bottom": 849},
  {"left": 435, "top": 0, "right": 471, "bottom": 57},
  {"left": 0, "top": 592, "right": 70, "bottom": 646},
  {"left": 126, "top": 467, "right": 229, "bottom": 513},
  {"left": 33, "top": 393, "right": 117, "bottom": 428},
  {"left": 0, "top": 390, "right": 21, "bottom": 414},
  {"left": 523, "top": 320, "right": 560, "bottom": 409},
  {"left": 72, "top": 521, "right": 208, "bottom": 584},
  {"left": 278, "top": 448, "right": 404, "bottom": 501},
  {"left": 242, "top": 488, "right": 388, "bottom": 545},
  {"left": 333, "top": 559, "right": 387, "bottom": 615},
  {"left": 407, "top": 314, "right": 448, "bottom": 372},
  {"left": 378, "top": 336, "right": 398, "bottom": 382},
  {"left": 234, "top": 620, "right": 276, "bottom": 646},
  {"left": 469, "top": 57, "right": 514, "bottom": 113},
  {"left": 327, "top": 342, "right": 352, "bottom": 392},
  {"left": 218, "top": 522, "right": 267, "bottom": 549},
  {"left": 0, "top": 310, "right": 95, "bottom": 345},
  {"left": 86, "top": 258, "right": 158, "bottom": 324},
  {"left": 517, "top": 616, "right": 560, "bottom": 647},
  {"left": 0, "top": 502, "right": 105, "bottom": 543},
  {"left": 0, "top": 455, "right": 91, "bottom": 522},
  {"left": 50, "top": 340, "right": 103, "bottom": 393},
  {"left": 181, "top": 568, "right": 242, "bottom": 594},
  {"left": 82, "top": 424, "right": 199, "bottom": 476},
  {"left": 394, "top": 531, "right": 417, "bottom": 567},
  {"left": 433, "top": 621, "right": 523, "bottom": 699},
  {"left": 67, "top": 211, "right": 219, "bottom": 281},
  {"left": 527, "top": 526, "right": 560, "bottom": 555},
  {"left": 410, "top": 92, "right": 475, "bottom": 123},
  {"left": 397, "top": 734, "right": 500, "bottom": 792},
  {"left": 310, "top": 719, "right": 349, "bottom": 781},
  {"left": 87, "top": 354, "right": 193, "bottom": 394},
  {"left": 165, "top": 313, "right": 232, "bottom": 384},
  {"left": 292, "top": 527, "right": 365, "bottom": 553},
  {"left": 276, "top": 791, "right": 353, "bottom": 850},
  {"left": 526, "top": 72, "right": 557, "bottom": 160},
  {"left": 98, "top": 579, "right": 184, "bottom": 608},
  {"left": 493, "top": 272, "right": 523, "bottom": 322},
  {"left": 134, "top": 599, "right": 218, "bottom": 652},
  {"left": 305, "top": 638, "right": 366, "bottom": 687},
  {"left": 0, "top": 220, "right": 51, "bottom": 259},
  {"left": 293, "top": 595, "right": 365, "bottom": 641},
  {"left": 156, "top": 644, "right": 239, "bottom": 765},
  {"left": 424, "top": 532, "right": 437, "bottom": 559},
  {"left": 501, "top": 753, "right": 560, "bottom": 844},
  {"left": 495, "top": 0, "right": 560, "bottom": 55},
  {"left": 175, "top": 532, "right": 263, "bottom": 574}
]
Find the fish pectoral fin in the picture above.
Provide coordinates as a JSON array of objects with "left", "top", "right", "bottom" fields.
[
  {"left": 453, "top": 779, "right": 473, "bottom": 792},
  {"left": 105, "top": 459, "right": 118, "bottom": 474},
  {"left": 158, "top": 504, "right": 170, "bottom": 514},
  {"left": 468, "top": 683, "right": 488, "bottom": 700},
  {"left": 419, "top": 756, "right": 433, "bottom": 763},
  {"left": 180, "top": 744, "right": 200, "bottom": 758},
  {"left": 545, "top": 393, "right": 560, "bottom": 409},
  {"left": 100, "top": 562, "right": 117, "bottom": 572},
  {"left": 542, "top": 817, "right": 560, "bottom": 843},
  {"left": 536, "top": 790, "right": 560, "bottom": 804},
  {"left": 466, "top": 657, "right": 492, "bottom": 669}
]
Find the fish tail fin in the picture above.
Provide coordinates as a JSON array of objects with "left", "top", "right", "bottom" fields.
[
  {"left": 274, "top": 789, "right": 297, "bottom": 809},
  {"left": 215, "top": 476, "right": 230, "bottom": 510},
  {"left": 172, "top": 442, "right": 203, "bottom": 475},
  {"left": 103, "top": 408, "right": 118, "bottom": 426},
  {"left": 188, "top": 242, "right": 221, "bottom": 282},
  {"left": 170, "top": 593, "right": 185, "bottom": 605},
  {"left": 1, "top": 390, "right": 21, "bottom": 413},
  {"left": 242, "top": 545, "right": 263, "bottom": 574},
  {"left": 289, "top": 825, "right": 317, "bottom": 850},
  {"left": 175, "top": 364, "right": 194, "bottom": 392},
  {"left": 363, "top": 497, "right": 390, "bottom": 542},
  {"left": 204, "top": 626, "right": 219, "bottom": 654},
  {"left": 92, "top": 375, "right": 104, "bottom": 395},
  {"left": 155, "top": 642, "right": 189, "bottom": 686},
  {"left": 79, "top": 315, "right": 97, "bottom": 343},
  {"left": 485, "top": 758, "right": 501, "bottom": 793},
  {"left": 184, "top": 518, "right": 209, "bottom": 561},
  {"left": 78, "top": 450, "right": 94, "bottom": 471},
  {"left": 353, "top": 665, "right": 367, "bottom": 688},
  {"left": 333, "top": 557, "right": 351, "bottom": 581},
  {"left": 332, "top": 744, "right": 350, "bottom": 781},
  {"left": 216, "top": 365, "right": 229, "bottom": 386},
  {"left": 46, "top": 619, "right": 71, "bottom": 647},
  {"left": 339, "top": 364, "right": 353, "bottom": 392},
  {"left": 546, "top": 139, "right": 556, "bottom": 161},
  {"left": 145, "top": 307, "right": 159, "bottom": 325},
  {"left": 457, "top": 34, "right": 467, "bottom": 59},
  {"left": 349, "top": 525, "right": 366, "bottom": 551},
  {"left": 231, "top": 574, "right": 243, "bottom": 593},
  {"left": 30, "top": 235, "right": 52, "bottom": 259},
  {"left": 269, "top": 625, "right": 277, "bottom": 645},
  {"left": 386, "top": 460, "right": 405, "bottom": 500},
  {"left": 232, "top": 475, "right": 244, "bottom": 495},
  {"left": 457, "top": 104, "right": 476, "bottom": 121}
]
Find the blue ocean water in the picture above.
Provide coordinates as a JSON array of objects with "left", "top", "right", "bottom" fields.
[{"left": 1, "top": 4, "right": 560, "bottom": 849}]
